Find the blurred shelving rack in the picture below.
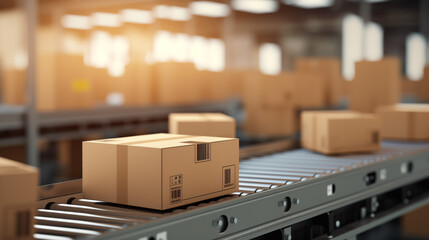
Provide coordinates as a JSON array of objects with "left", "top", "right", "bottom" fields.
[{"left": 0, "top": 98, "right": 242, "bottom": 160}]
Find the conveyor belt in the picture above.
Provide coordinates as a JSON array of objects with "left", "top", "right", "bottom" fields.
[{"left": 34, "top": 142, "right": 429, "bottom": 240}]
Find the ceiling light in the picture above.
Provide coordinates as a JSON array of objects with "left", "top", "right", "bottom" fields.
[
  {"left": 153, "top": 5, "right": 191, "bottom": 21},
  {"left": 190, "top": 1, "right": 230, "bottom": 18},
  {"left": 92, "top": 12, "right": 121, "bottom": 27},
  {"left": 231, "top": 0, "right": 279, "bottom": 14},
  {"left": 283, "top": 0, "right": 334, "bottom": 9},
  {"left": 121, "top": 9, "right": 153, "bottom": 24},
  {"left": 61, "top": 14, "right": 91, "bottom": 30}
]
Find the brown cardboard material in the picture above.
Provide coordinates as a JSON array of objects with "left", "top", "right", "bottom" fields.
[
  {"left": 377, "top": 104, "right": 429, "bottom": 141},
  {"left": 402, "top": 204, "right": 429, "bottom": 238},
  {"left": 295, "top": 57, "right": 343, "bottom": 106},
  {"left": 294, "top": 73, "right": 326, "bottom": 108},
  {"left": 169, "top": 113, "right": 236, "bottom": 138},
  {"left": 301, "top": 111, "right": 381, "bottom": 154},
  {"left": 0, "top": 68, "right": 26, "bottom": 105},
  {"left": 0, "top": 157, "right": 38, "bottom": 240},
  {"left": 154, "top": 62, "right": 203, "bottom": 105},
  {"left": 83, "top": 133, "right": 239, "bottom": 210},
  {"left": 416, "top": 66, "right": 429, "bottom": 102},
  {"left": 349, "top": 57, "right": 401, "bottom": 113},
  {"left": 243, "top": 72, "right": 298, "bottom": 136},
  {"left": 204, "top": 70, "right": 244, "bottom": 102}
]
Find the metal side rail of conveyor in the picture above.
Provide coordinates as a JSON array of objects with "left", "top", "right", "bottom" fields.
[{"left": 34, "top": 141, "right": 429, "bottom": 240}]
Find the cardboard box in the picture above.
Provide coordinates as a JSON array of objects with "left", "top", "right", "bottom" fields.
[
  {"left": 377, "top": 104, "right": 429, "bottom": 140},
  {"left": 243, "top": 72, "right": 298, "bottom": 136},
  {"left": 416, "top": 66, "right": 429, "bottom": 102},
  {"left": 154, "top": 62, "right": 203, "bottom": 105},
  {"left": 246, "top": 107, "right": 297, "bottom": 137},
  {"left": 169, "top": 113, "right": 236, "bottom": 138},
  {"left": 294, "top": 73, "right": 327, "bottom": 108},
  {"left": 301, "top": 111, "right": 381, "bottom": 154},
  {"left": 204, "top": 70, "right": 244, "bottom": 102},
  {"left": 295, "top": 58, "right": 343, "bottom": 106},
  {"left": 349, "top": 57, "right": 401, "bottom": 113},
  {"left": 83, "top": 133, "right": 239, "bottom": 210},
  {"left": 0, "top": 68, "right": 26, "bottom": 105},
  {"left": 0, "top": 157, "right": 38, "bottom": 240}
]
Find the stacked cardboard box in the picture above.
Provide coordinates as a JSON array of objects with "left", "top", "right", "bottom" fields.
[
  {"left": 301, "top": 111, "right": 381, "bottom": 154},
  {"left": 55, "top": 54, "right": 95, "bottom": 110},
  {"left": 295, "top": 58, "right": 343, "bottom": 106},
  {"left": 243, "top": 72, "right": 297, "bottom": 137},
  {"left": 169, "top": 113, "right": 236, "bottom": 138},
  {"left": 154, "top": 62, "right": 203, "bottom": 105},
  {"left": 377, "top": 104, "right": 429, "bottom": 141},
  {"left": 0, "top": 68, "right": 26, "bottom": 105},
  {"left": 416, "top": 66, "right": 429, "bottom": 102},
  {"left": 293, "top": 73, "right": 327, "bottom": 108},
  {"left": 204, "top": 70, "right": 244, "bottom": 102},
  {"left": 83, "top": 133, "right": 239, "bottom": 210},
  {"left": 0, "top": 157, "right": 38, "bottom": 240},
  {"left": 349, "top": 57, "right": 401, "bottom": 113}
]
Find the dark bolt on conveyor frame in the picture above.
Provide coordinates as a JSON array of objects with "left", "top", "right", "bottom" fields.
[{"left": 34, "top": 141, "right": 429, "bottom": 240}]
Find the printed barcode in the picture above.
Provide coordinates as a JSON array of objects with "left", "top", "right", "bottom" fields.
[
  {"left": 196, "top": 143, "right": 210, "bottom": 161},
  {"left": 16, "top": 210, "right": 30, "bottom": 237},
  {"left": 171, "top": 188, "right": 182, "bottom": 202},
  {"left": 224, "top": 168, "right": 231, "bottom": 185}
]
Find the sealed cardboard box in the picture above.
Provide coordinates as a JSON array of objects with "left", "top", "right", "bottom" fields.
[
  {"left": 295, "top": 57, "right": 343, "bottom": 106},
  {"left": 83, "top": 133, "right": 239, "bottom": 210},
  {"left": 377, "top": 104, "right": 429, "bottom": 141},
  {"left": 301, "top": 111, "right": 381, "bottom": 154},
  {"left": 169, "top": 113, "right": 236, "bottom": 138},
  {"left": 349, "top": 57, "right": 401, "bottom": 112},
  {"left": 0, "top": 157, "right": 38, "bottom": 240}
]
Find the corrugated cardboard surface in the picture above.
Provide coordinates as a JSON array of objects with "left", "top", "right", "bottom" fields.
[
  {"left": 301, "top": 111, "right": 381, "bottom": 154},
  {"left": 169, "top": 113, "right": 236, "bottom": 138},
  {"left": 83, "top": 133, "right": 239, "bottom": 210},
  {"left": 0, "top": 157, "right": 38, "bottom": 240},
  {"left": 295, "top": 58, "right": 343, "bottom": 106},
  {"left": 377, "top": 104, "right": 429, "bottom": 140},
  {"left": 349, "top": 57, "right": 401, "bottom": 113}
]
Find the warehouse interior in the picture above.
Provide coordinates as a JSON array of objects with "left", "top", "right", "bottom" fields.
[{"left": 0, "top": 0, "right": 429, "bottom": 239}]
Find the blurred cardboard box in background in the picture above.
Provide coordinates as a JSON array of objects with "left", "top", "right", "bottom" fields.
[
  {"left": 301, "top": 111, "right": 380, "bottom": 154},
  {"left": 169, "top": 113, "right": 236, "bottom": 138},
  {"left": 243, "top": 72, "right": 298, "bottom": 137},
  {"left": 377, "top": 104, "right": 429, "bottom": 141},
  {"left": 295, "top": 58, "right": 343, "bottom": 106},
  {"left": 349, "top": 57, "right": 401, "bottom": 113}
]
